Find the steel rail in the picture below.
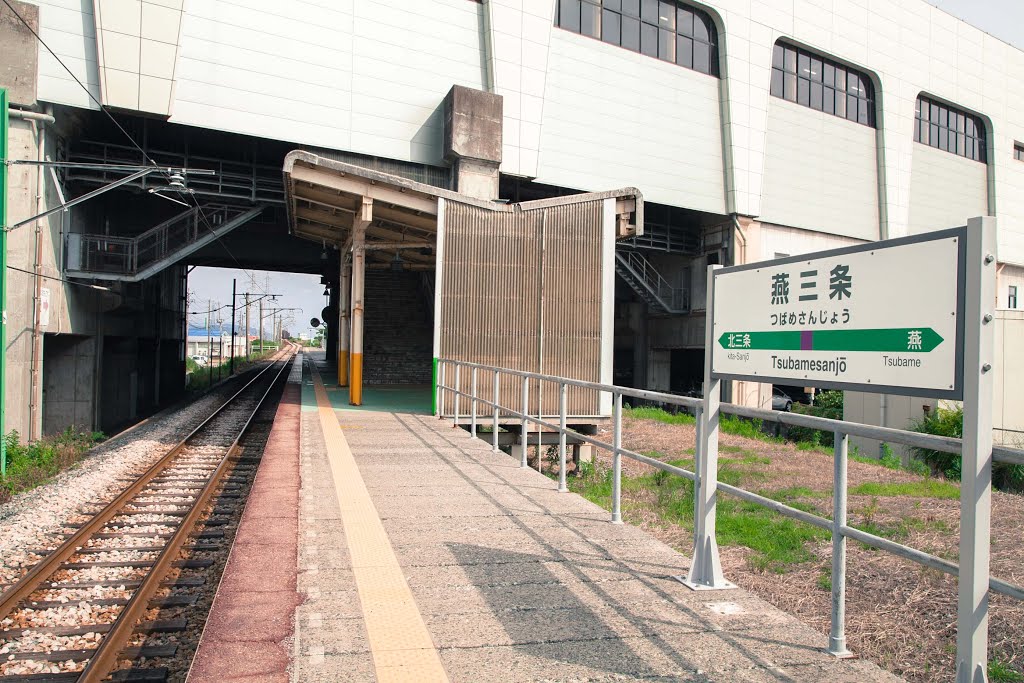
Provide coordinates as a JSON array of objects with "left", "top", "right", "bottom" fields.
[
  {"left": 79, "top": 348, "right": 295, "bottom": 681},
  {"left": 0, "top": 349, "right": 291, "bottom": 623}
]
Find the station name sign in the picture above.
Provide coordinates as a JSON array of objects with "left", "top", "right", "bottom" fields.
[{"left": 710, "top": 228, "right": 966, "bottom": 399}]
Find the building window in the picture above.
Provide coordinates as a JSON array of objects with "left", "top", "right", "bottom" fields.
[
  {"left": 770, "top": 42, "right": 875, "bottom": 127},
  {"left": 914, "top": 96, "right": 986, "bottom": 163},
  {"left": 556, "top": 0, "right": 719, "bottom": 77},
  {"left": 1015, "top": 144, "right": 1024, "bottom": 161},
  {"left": 1011, "top": 285, "right": 1018, "bottom": 309}
]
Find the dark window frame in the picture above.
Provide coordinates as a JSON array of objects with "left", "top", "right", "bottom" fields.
[
  {"left": 1014, "top": 143, "right": 1024, "bottom": 162},
  {"left": 555, "top": 0, "right": 720, "bottom": 77},
  {"left": 914, "top": 95, "right": 986, "bottom": 163},
  {"left": 769, "top": 41, "right": 876, "bottom": 127},
  {"left": 1010, "top": 285, "right": 1018, "bottom": 309}
]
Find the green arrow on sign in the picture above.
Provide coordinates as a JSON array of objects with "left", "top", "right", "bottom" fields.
[{"left": 718, "top": 328, "right": 944, "bottom": 353}]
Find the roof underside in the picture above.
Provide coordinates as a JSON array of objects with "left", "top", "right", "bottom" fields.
[{"left": 283, "top": 151, "right": 644, "bottom": 269}]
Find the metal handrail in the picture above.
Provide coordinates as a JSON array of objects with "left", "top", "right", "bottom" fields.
[
  {"left": 616, "top": 250, "right": 688, "bottom": 312},
  {"left": 69, "top": 205, "right": 252, "bottom": 276},
  {"left": 68, "top": 140, "right": 286, "bottom": 204},
  {"left": 436, "top": 358, "right": 1024, "bottom": 662}
]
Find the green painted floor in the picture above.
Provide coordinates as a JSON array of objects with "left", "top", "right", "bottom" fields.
[
  {"left": 299, "top": 351, "right": 433, "bottom": 415},
  {"left": 324, "top": 384, "right": 433, "bottom": 414}
]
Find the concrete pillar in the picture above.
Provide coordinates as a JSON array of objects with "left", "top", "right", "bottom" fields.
[
  {"left": 730, "top": 216, "right": 772, "bottom": 409},
  {"left": 443, "top": 85, "right": 503, "bottom": 201},
  {"left": 647, "top": 349, "right": 671, "bottom": 392},
  {"left": 629, "top": 303, "right": 648, "bottom": 388},
  {"left": 349, "top": 197, "right": 371, "bottom": 406},
  {"left": 338, "top": 260, "right": 350, "bottom": 386}
]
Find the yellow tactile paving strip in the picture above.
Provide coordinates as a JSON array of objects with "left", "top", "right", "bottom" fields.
[{"left": 309, "top": 362, "right": 450, "bottom": 682}]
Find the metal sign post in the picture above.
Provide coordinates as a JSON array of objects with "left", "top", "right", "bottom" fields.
[
  {"left": 1, "top": 88, "right": 7, "bottom": 476},
  {"left": 694, "top": 219, "right": 998, "bottom": 675},
  {"left": 956, "top": 216, "right": 995, "bottom": 683},
  {"left": 681, "top": 264, "right": 734, "bottom": 590}
]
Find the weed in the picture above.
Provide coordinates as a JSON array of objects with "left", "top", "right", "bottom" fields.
[
  {"left": 577, "top": 460, "right": 595, "bottom": 479},
  {"left": 817, "top": 566, "right": 832, "bottom": 592},
  {"left": 989, "top": 659, "right": 1024, "bottom": 682},
  {"left": 879, "top": 444, "right": 902, "bottom": 470}
]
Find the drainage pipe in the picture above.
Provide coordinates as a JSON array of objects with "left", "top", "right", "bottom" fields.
[
  {"left": 29, "top": 107, "right": 49, "bottom": 440},
  {"left": 8, "top": 108, "right": 54, "bottom": 125}
]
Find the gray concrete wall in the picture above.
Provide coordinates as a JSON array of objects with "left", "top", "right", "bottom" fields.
[
  {"left": 0, "top": 1, "right": 38, "bottom": 106},
  {"left": 3, "top": 103, "right": 188, "bottom": 439},
  {"left": 42, "top": 335, "right": 97, "bottom": 435}
]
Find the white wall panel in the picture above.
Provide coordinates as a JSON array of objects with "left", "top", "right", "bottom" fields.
[
  {"left": 998, "top": 264, "right": 1024, "bottom": 311},
  {"left": 757, "top": 222, "right": 863, "bottom": 261},
  {"left": 170, "top": 0, "right": 483, "bottom": 165},
  {"left": 538, "top": 29, "right": 726, "bottom": 214},
  {"left": 23, "top": 0, "right": 1024, "bottom": 266},
  {"left": 31, "top": 0, "right": 102, "bottom": 109},
  {"left": 907, "top": 143, "right": 987, "bottom": 235},
  {"left": 759, "top": 99, "right": 879, "bottom": 239}
]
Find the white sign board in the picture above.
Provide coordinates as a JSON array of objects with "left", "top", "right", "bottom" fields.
[
  {"left": 39, "top": 287, "right": 50, "bottom": 328},
  {"left": 711, "top": 228, "right": 965, "bottom": 399}
]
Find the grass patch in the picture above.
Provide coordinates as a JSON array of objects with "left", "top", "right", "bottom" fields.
[
  {"left": 186, "top": 352, "right": 272, "bottom": 393},
  {"left": 765, "top": 486, "right": 830, "bottom": 502},
  {"left": 1, "top": 428, "right": 104, "bottom": 504},
  {"left": 624, "top": 406, "right": 695, "bottom": 425},
  {"left": 570, "top": 461, "right": 827, "bottom": 573},
  {"left": 795, "top": 441, "right": 831, "bottom": 453},
  {"left": 849, "top": 480, "right": 959, "bottom": 499}
]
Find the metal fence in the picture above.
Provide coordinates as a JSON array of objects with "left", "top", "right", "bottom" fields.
[
  {"left": 67, "top": 205, "right": 252, "bottom": 277},
  {"left": 436, "top": 358, "right": 1024, "bottom": 667}
]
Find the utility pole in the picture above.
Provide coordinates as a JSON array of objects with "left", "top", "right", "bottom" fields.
[
  {"left": 244, "top": 293, "right": 250, "bottom": 359},
  {"left": 258, "top": 295, "right": 263, "bottom": 354},
  {"left": 206, "top": 300, "right": 212, "bottom": 385},
  {"left": 230, "top": 278, "right": 236, "bottom": 374}
]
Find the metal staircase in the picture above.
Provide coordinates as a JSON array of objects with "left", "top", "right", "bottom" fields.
[
  {"left": 66, "top": 204, "right": 264, "bottom": 282},
  {"left": 614, "top": 250, "right": 689, "bottom": 315}
]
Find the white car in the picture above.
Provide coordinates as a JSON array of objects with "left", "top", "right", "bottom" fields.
[{"left": 190, "top": 354, "right": 209, "bottom": 366}]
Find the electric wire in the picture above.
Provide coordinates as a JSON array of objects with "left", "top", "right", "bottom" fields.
[{"left": 6, "top": 263, "right": 111, "bottom": 290}]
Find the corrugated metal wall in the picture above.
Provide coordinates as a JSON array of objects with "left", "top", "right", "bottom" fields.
[{"left": 440, "top": 200, "right": 605, "bottom": 417}]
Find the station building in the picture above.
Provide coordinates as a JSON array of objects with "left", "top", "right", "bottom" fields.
[{"left": 1, "top": 0, "right": 1022, "bottom": 443}]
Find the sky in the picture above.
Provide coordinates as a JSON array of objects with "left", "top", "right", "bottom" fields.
[
  {"left": 187, "top": 266, "right": 326, "bottom": 340},
  {"left": 185, "top": 1, "right": 1022, "bottom": 329},
  {"left": 927, "top": 0, "right": 1024, "bottom": 50}
]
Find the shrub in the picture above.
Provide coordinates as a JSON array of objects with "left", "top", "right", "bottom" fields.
[
  {"left": 787, "top": 390, "right": 843, "bottom": 447},
  {"left": 1, "top": 428, "right": 103, "bottom": 503},
  {"left": 909, "top": 406, "right": 1024, "bottom": 492}
]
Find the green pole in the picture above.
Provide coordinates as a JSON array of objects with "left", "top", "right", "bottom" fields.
[{"left": 1, "top": 88, "right": 8, "bottom": 476}]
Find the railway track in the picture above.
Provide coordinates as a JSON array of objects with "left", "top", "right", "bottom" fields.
[{"left": 0, "top": 348, "right": 296, "bottom": 682}]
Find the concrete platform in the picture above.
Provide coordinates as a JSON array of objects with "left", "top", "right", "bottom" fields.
[
  {"left": 190, "top": 351, "right": 902, "bottom": 682},
  {"left": 289, "top": 351, "right": 902, "bottom": 683},
  {"left": 189, "top": 355, "right": 304, "bottom": 683}
]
